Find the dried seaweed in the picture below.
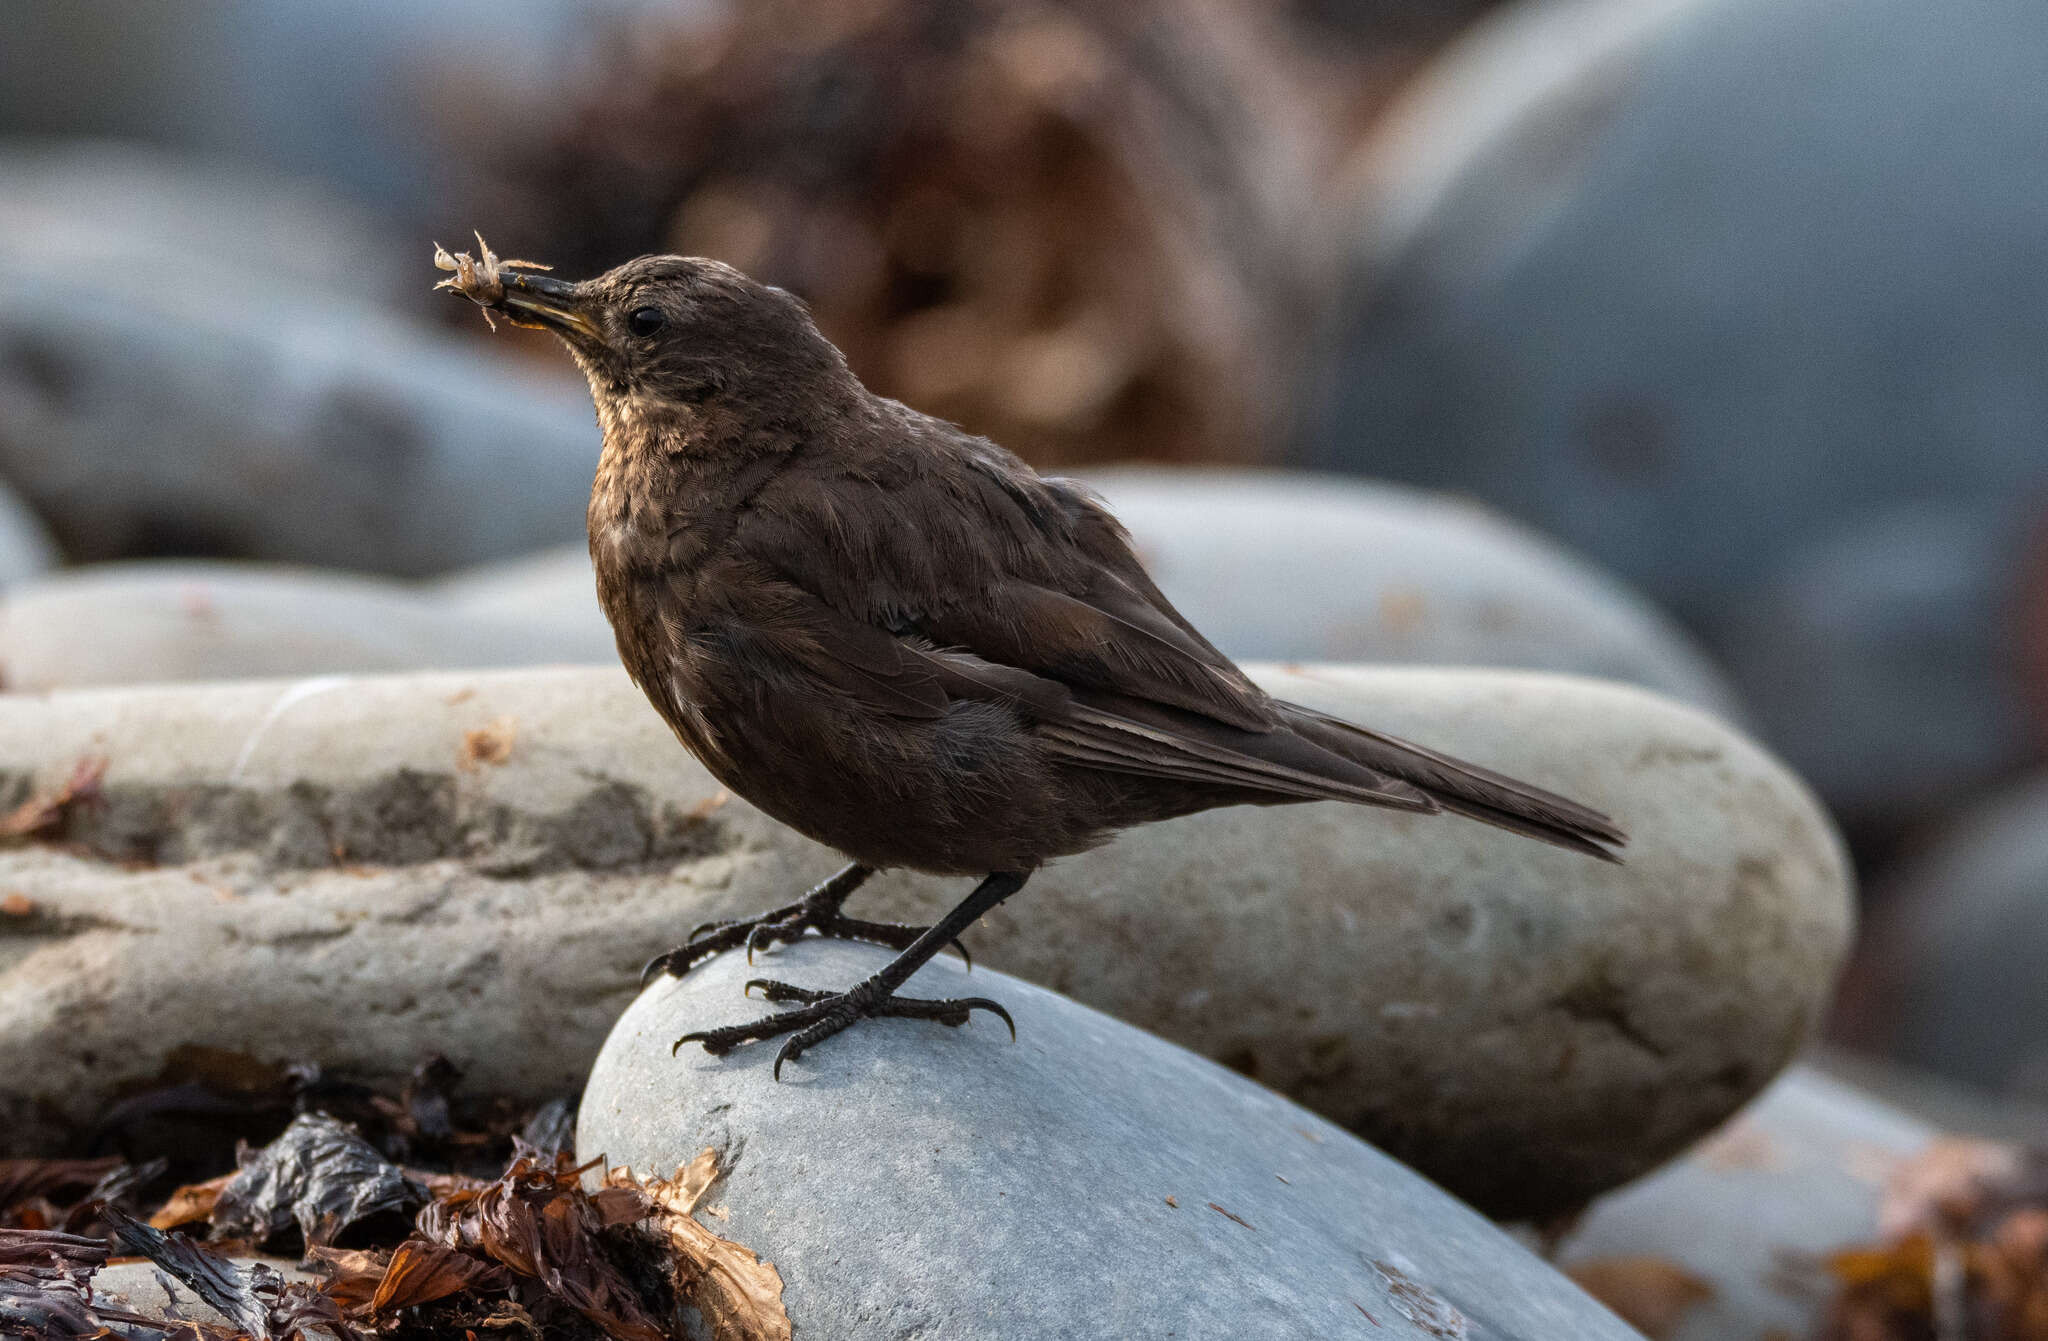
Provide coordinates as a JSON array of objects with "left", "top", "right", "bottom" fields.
[
  {"left": 4, "top": 1062, "right": 783, "bottom": 1339},
  {"left": 516, "top": 1098, "right": 578, "bottom": 1161},
  {"left": 368, "top": 1240, "right": 511, "bottom": 1313},
  {"left": 614, "top": 1153, "right": 791, "bottom": 1341},
  {"left": 211, "top": 1114, "right": 427, "bottom": 1251},
  {"left": 413, "top": 1152, "right": 666, "bottom": 1341},
  {"left": 0, "top": 1158, "right": 122, "bottom": 1223},
  {"left": 0, "top": 1228, "right": 118, "bottom": 1340},
  {"left": 1816, "top": 1137, "right": 2048, "bottom": 1340},
  {"left": 152, "top": 1173, "right": 234, "bottom": 1231},
  {"left": 105, "top": 1209, "right": 350, "bottom": 1340},
  {"left": 0, "top": 1156, "right": 169, "bottom": 1242},
  {"left": 0, "top": 1228, "right": 107, "bottom": 1273}
]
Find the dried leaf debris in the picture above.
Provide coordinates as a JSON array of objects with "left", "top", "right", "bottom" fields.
[
  {"left": 0, "top": 755, "right": 106, "bottom": 845},
  {"left": 457, "top": 716, "right": 519, "bottom": 772},
  {"left": 1564, "top": 1256, "right": 1712, "bottom": 1340},
  {"left": 0, "top": 1066, "right": 789, "bottom": 1340},
  {"left": 615, "top": 1152, "right": 791, "bottom": 1341},
  {"left": 1815, "top": 1136, "right": 2048, "bottom": 1340},
  {"left": 210, "top": 1115, "right": 428, "bottom": 1251}
]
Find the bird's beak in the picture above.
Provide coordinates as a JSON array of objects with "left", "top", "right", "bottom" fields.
[
  {"left": 434, "top": 236, "right": 603, "bottom": 343},
  {"left": 495, "top": 272, "right": 601, "bottom": 342}
]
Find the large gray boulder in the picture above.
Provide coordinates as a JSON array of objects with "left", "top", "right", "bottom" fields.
[
  {"left": 1299, "top": 0, "right": 2048, "bottom": 820},
  {"left": 0, "top": 664, "right": 1848, "bottom": 1218},
  {"left": 1092, "top": 468, "right": 1738, "bottom": 714},
  {"left": 1848, "top": 776, "right": 2048, "bottom": 1102},
  {"left": 581, "top": 940, "right": 1645, "bottom": 1340},
  {"left": 1710, "top": 503, "right": 2034, "bottom": 824}
]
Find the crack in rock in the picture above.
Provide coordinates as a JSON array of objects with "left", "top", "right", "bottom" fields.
[{"left": 1551, "top": 967, "right": 1671, "bottom": 1059}]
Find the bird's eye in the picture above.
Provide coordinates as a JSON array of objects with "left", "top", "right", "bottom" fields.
[{"left": 627, "top": 306, "right": 666, "bottom": 337}]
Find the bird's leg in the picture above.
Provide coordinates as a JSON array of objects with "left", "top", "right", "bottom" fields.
[
  {"left": 675, "top": 870, "right": 1030, "bottom": 1078},
  {"left": 640, "top": 862, "right": 971, "bottom": 984}
]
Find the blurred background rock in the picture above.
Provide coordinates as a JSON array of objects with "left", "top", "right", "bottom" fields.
[
  {"left": 1300, "top": 0, "right": 2048, "bottom": 851},
  {"left": 4, "top": 0, "right": 2048, "bottom": 1279}
]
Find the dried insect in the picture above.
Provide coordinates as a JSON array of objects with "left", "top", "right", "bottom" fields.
[{"left": 432, "top": 231, "right": 552, "bottom": 331}]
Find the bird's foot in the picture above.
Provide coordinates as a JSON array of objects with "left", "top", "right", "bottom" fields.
[
  {"left": 641, "top": 882, "right": 968, "bottom": 985},
  {"left": 675, "top": 977, "right": 1015, "bottom": 1080}
]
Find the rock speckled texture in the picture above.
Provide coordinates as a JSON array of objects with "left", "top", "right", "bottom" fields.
[
  {"left": 0, "top": 664, "right": 1848, "bottom": 1216},
  {"left": 581, "top": 940, "right": 1645, "bottom": 1341}
]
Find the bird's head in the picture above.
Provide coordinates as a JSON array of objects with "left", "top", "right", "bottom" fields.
[{"left": 435, "top": 238, "right": 847, "bottom": 438}]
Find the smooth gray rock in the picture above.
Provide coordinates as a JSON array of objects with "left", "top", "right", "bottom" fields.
[
  {"left": 430, "top": 546, "right": 619, "bottom": 661},
  {"left": 581, "top": 939, "right": 1644, "bottom": 1341},
  {"left": 0, "top": 140, "right": 411, "bottom": 306},
  {"left": 0, "top": 664, "right": 1848, "bottom": 1218},
  {"left": 433, "top": 467, "right": 1744, "bottom": 717},
  {"left": 0, "top": 467, "right": 1740, "bottom": 718},
  {"left": 1559, "top": 1064, "right": 1935, "bottom": 1341},
  {"left": 0, "top": 476, "right": 58, "bottom": 589},
  {"left": 0, "top": 562, "right": 602, "bottom": 690},
  {"left": 1710, "top": 504, "right": 2035, "bottom": 824},
  {"left": 1850, "top": 776, "right": 2048, "bottom": 1101},
  {"left": 0, "top": 238, "right": 596, "bottom": 575},
  {"left": 1299, "top": 0, "right": 2048, "bottom": 818},
  {"left": 1307, "top": 0, "right": 2048, "bottom": 617},
  {"left": 1090, "top": 468, "right": 1739, "bottom": 716}
]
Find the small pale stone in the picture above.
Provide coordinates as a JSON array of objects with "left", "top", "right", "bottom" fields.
[{"left": 1559, "top": 1065, "right": 1937, "bottom": 1341}]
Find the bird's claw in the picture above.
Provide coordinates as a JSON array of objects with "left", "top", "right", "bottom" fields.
[{"left": 671, "top": 977, "right": 1016, "bottom": 1078}]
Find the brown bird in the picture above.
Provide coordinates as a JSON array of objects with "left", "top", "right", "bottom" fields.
[{"left": 434, "top": 238, "right": 1625, "bottom": 1077}]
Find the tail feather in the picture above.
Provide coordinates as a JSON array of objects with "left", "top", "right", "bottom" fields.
[{"left": 1280, "top": 701, "right": 1627, "bottom": 862}]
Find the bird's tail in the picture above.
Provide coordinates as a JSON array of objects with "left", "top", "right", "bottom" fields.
[{"left": 1278, "top": 701, "right": 1627, "bottom": 862}]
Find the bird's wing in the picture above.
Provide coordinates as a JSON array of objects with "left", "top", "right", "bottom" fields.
[
  {"left": 737, "top": 568, "right": 1437, "bottom": 811},
  {"left": 734, "top": 457, "right": 1438, "bottom": 812},
  {"left": 740, "top": 449, "right": 1280, "bottom": 729}
]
